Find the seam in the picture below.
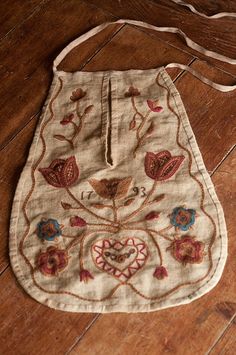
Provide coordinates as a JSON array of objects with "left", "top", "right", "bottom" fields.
[{"left": 160, "top": 69, "right": 225, "bottom": 298}]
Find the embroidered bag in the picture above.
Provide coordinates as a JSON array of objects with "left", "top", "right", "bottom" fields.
[{"left": 9, "top": 17, "right": 235, "bottom": 313}]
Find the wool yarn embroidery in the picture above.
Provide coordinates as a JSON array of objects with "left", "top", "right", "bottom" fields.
[{"left": 9, "top": 67, "right": 226, "bottom": 313}]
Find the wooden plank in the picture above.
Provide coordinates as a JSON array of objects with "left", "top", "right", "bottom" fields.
[
  {"left": 166, "top": 0, "right": 236, "bottom": 15},
  {"left": 210, "top": 318, "right": 236, "bottom": 354},
  {"left": 174, "top": 59, "right": 236, "bottom": 173},
  {"left": 81, "top": 24, "right": 194, "bottom": 76},
  {"left": 62, "top": 149, "right": 236, "bottom": 355},
  {"left": 0, "top": 0, "right": 45, "bottom": 38},
  {"left": 0, "top": 0, "right": 117, "bottom": 149},
  {"left": 87, "top": 0, "right": 236, "bottom": 75},
  {"left": 0, "top": 268, "right": 98, "bottom": 355}
]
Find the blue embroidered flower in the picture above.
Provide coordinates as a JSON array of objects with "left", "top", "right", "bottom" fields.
[
  {"left": 36, "top": 218, "right": 62, "bottom": 241},
  {"left": 170, "top": 207, "right": 196, "bottom": 231}
]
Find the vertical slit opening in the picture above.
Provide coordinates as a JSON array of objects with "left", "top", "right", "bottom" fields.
[{"left": 106, "top": 78, "right": 113, "bottom": 166}]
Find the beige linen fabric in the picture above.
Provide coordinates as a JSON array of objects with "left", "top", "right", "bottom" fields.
[{"left": 9, "top": 19, "right": 232, "bottom": 313}]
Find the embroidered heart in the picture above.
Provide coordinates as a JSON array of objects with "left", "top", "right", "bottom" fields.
[{"left": 91, "top": 237, "right": 149, "bottom": 282}]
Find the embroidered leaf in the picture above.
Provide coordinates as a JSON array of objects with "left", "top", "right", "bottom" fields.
[
  {"left": 90, "top": 203, "right": 106, "bottom": 209},
  {"left": 61, "top": 201, "right": 72, "bottom": 210},
  {"left": 146, "top": 121, "right": 154, "bottom": 135},
  {"left": 129, "top": 118, "right": 136, "bottom": 130},
  {"left": 54, "top": 134, "right": 67, "bottom": 141},
  {"left": 124, "top": 198, "right": 135, "bottom": 206},
  {"left": 145, "top": 211, "right": 160, "bottom": 221},
  {"left": 70, "top": 216, "right": 87, "bottom": 227},
  {"left": 84, "top": 105, "right": 94, "bottom": 114},
  {"left": 149, "top": 194, "right": 165, "bottom": 204}
]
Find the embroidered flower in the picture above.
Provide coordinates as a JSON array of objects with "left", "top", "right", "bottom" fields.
[
  {"left": 37, "top": 246, "right": 68, "bottom": 276},
  {"left": 80, "top": 269, "right": 94, "bottom": 283},
  {"left": 144, "top": 150, "right": 184, "bottom": 181},
  {"left": 145, "top": 211, "right": 160, "bottom": 221},
  {"left": 70, "top": 88, "right": 86, "bottom": 101},
  {"left": 124, "top": 86, "right": 140, "bottom": 97},
  {"left": 153, "top": 266, "right": 168, "bottom": 279},
  {"left": 39, "top": 156, "right": 79, "bottom": 188},
  {"left": 60, "top": 113, "right": 74, "bottom": 125},
  {"left": 170, "top": 207, "right": 196, "bottom": 231},
  {"left": 70, "top": 216, "right": 87, "bottom": 227},
  {"left": 36, "top": 218, "right": 62, "bottom": 241},
  {"left": 88, "top": 177, "right": 132, "bottom": 200},
  {"left": 166, "top": 236, "right": 205, "bottom": 266},
  {"left": 147, "top": 99, "right": 163, "bottom": 112}
]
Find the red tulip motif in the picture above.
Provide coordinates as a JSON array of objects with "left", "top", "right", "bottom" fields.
[
  {"left": 39, "top": 156, "right": 79, "bottom": 188},
  {"left": 144, "top": 150, "right": 184, "bottom": 181}
]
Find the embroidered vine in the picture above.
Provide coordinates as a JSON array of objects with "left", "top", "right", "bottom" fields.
[
  {"left": 36, "top": 146, "right": 207, "bottom": 284},
  {"left": 53, "top": 88, "right": 94, "bottom": 149},
  {"left": 18, "top": 72, "right": 217, "bottom": 304},
  {"left": 124, "top": 85, "right": 163, "bottom": 158}
]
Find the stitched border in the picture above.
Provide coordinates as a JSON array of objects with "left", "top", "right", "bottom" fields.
[{"left": 9, "top": 69, "right": 227, "bottom": 312}]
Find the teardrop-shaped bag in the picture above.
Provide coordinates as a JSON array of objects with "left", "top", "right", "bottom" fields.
[{"left": 9, "top": 18, "right": 234, "bottom": 313}]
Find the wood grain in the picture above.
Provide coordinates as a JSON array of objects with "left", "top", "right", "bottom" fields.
[
  {"left": 210, "top": 318, "right": 236, "bottom": 354},
  {"left": 0, "top": 268, "right": 98, "bottom": 355},
  {"left": 0, "top": 0, "right": 46, "bottom": 39},
  {"left": 66, "top": 149, "right": 236, "bottom": 355},
  {"left": 87, "top": 0, "right": 236, "bottom": 75}
]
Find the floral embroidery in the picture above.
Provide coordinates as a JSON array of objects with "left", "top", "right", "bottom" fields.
[
  {"left": 39, "top": 156, "right": 79, "bottom": 188},
  {"left": 70, "top": 88, "right": 86, "bottom": 101},
  {"left": 36, "top": 218, "right": 62, "bottom": 241},
  {"left": 147, "top": 99, "right": 163, "bottom": 112},
  {"left": 61, "top": 201, "right": 72, "bottom": 210},
  {"left": 145, "top": 150, "right": 184, "bottom": 181},
  {"left": 70, "top": 216, "right": 87, "bottom": 227},
  {"left": 88, "top": 177, "right": 132, "bottom": 200},
  {"left": 124, "top": 86, "right": 140, "bottom": 97},
  {"left": 166, "top": 236, "right": 205, "bottom": 266},
  {"left": 37, "top": 246, "right": 68, "bottom": 276},
  {"left": 145, "top": 211, "right": 160, "bottom": 221},
  {"left": 54, "top": 88, "right": 94, "bottom": 148},
  {"left": 79, "top": 269, "right": 94, "bottom": 283},
  {"left": 153, "top": 266, "right": 168, "bottom": 279},
  {"left": 125, "top": 85, "right": 163, "bottom": 157},
  {"left": 170, "top": 207, "right": 196, "bottom": 231},
  {"left": 92, "top": 237, "right": 149, "bottom": 282},
  {"left": 18, "top": 72, "right": 214, "bottom": 305},
  {"left": 60, "top": 113, "right": 75, "bottom": 125}
]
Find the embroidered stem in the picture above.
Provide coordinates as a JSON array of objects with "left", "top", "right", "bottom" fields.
[
  {"left": 121, "top": 180, "right": 158, "bottom": 223},
  {"left": 66, "top": 231, "right": 86, "bottom": 251},
  {"left": 112, "top": 198, "right": 118, "bottom": 222},
  {"left": 147, "top": 230, "right": 163, "bottom": 265},
  {"left": 66, "top": 188, "right": 114, "bottom": 223},
  {"left": 76, "top": 100, "right": 82, "bottom": 119}
]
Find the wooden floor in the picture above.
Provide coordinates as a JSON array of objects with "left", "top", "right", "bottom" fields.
[{"left": 0, "top": 0, "right": 236, "bottom": 354}]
